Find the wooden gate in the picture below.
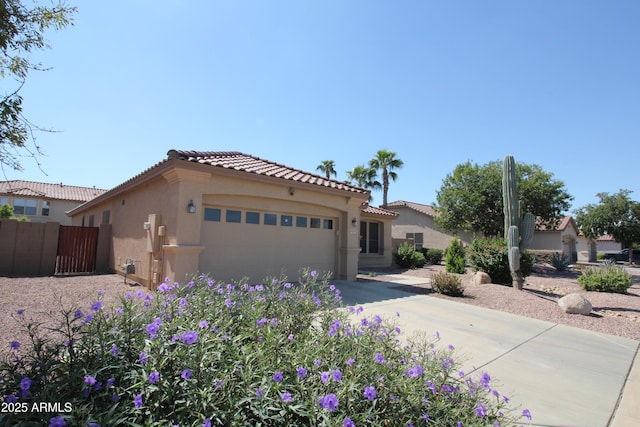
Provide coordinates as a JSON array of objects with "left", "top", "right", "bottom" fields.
[{"left": 56, "top": 226, "right": 99, "bottom": 274}]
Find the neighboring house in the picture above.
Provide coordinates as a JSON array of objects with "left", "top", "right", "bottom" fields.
[
  {"left": 385, "top": 200, "right": 475, "bottom": 250},
  {"left": 0, "top": 180, "right": 106, "bottom": 225},
  {"left": 529, "top": 216, "right": 584, "bottom": 262},
  {"left": 68, "top": 149, "right": 396, "bottom": 287},
  {"left": 595, "top": 234, "right": 622, "bottom": 254}
]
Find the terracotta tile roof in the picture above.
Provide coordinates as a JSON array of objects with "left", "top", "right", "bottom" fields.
[
  {"left": 386, "top": 200, "right": 439, "bottom": 217},
  {"left": 167, "top": 150, "right": 368, "bottom": 194},
  {"left": 0, "top": 180, "right": 107, "bottom": 202},
  {"left": 535, "top": 215, "right": 577, "bottom": 232},
  {"left": 361, "top": 205, "right": 399, "bottom": 217},
  {"left": 597, "top": 234, "right": 617, "bottom": 241}
]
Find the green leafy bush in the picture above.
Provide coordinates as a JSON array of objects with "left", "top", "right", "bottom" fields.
[
  {"left": 577, "top": 264, "right": 632, "bottom": 293},
  {"left": 550, "top": 252, "right": 570, "bottom": 271},
  {"left": 467, "top": 237, "right": 535, "bottom": 285},
  {"left": 431, "top": 272, "right": 465, "bottom": 296},
  {"left": 0, "top": 270, "right": 530, "bottom": 426},
  {"left": 421, "top": 248, "right": 444, "bottom": 265},
  {"left": 393, "top": 242, "right": 427, "bottom": 269},
  {"left": 445, "top": 236, "right": 466, "bottom": 274}
]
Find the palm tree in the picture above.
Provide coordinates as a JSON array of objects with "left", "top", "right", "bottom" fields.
[
  {"left": 346, "top": 165, "right": 380, "bottom": 202},
  {"left": 316, "top": 160, "right": 337, "bottom": 179},
  {"left": 369, "top": 149, "right": 403, "bottom": 208}
]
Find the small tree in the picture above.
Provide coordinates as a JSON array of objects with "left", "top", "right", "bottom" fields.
[
  {"left": 316, "top": 160, "right": 337, "bottom": 179},
  {"left": 445, "top": 236, "right": 466, "bottom": 274},
  {"left": 369, "top": 149, "right": 403, "bottom": 208}
]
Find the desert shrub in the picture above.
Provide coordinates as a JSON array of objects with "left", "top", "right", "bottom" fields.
[
  {"left": 577, "top": 264, "right": 632, "bottom": 293},
  {"left": 467, "top": 237, "right": 535, "bottom": 285},
  {"left": 0, "top": 269, "right": 530, "bottom": 426},
  {"left": 421, "top": 248, "right": 444, "bottom": 265},
  {"left": 393, "top": 242, "right": 427, "bottom": 269},
  {"left": 431, "top": 272, "right": 464, "bottom": 296},
  {"left": 445, "top": 237, "right": 466, "bottom": 274},
  {"left": 550, "top": 252, "right": 571, "bottom": 271}
]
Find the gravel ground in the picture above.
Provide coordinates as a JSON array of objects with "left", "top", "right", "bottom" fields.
[
  {"left": 0, "top": 264, "right": 638, "bottom": 359},
  {"left": 360, "top": 263, "right": 640, "bottom": 341}
]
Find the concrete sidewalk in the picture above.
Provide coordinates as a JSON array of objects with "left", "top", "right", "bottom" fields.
[{"left": 332, "top": 274, "right": 640, "bottom": 427}]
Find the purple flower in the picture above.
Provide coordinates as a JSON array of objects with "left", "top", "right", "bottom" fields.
[
  {"left": 480, "top": 372, "right": 491, "bottom": 390},
  {"left": 84, "top": 376, "right": 97, "bottom": 386},
  {"left": 106, "top": 377, "right": 115, "bottom": 388},
  {"left": 374, "top": 353, "right": 386, "bottom": 364},
  {"left": 181, "top": 369, "right": 192, "bottom": 380},
  {"left": 288, "top": 334, "right": 294, "bottom": 341},
  {"left": 181, "top": 330, "right": 198, "bottom": 345},
  {"left": 17, "top": 309, "right": 25, "bottom": 315},
  {"left": 225, "top": 298, "right": 233, "bottom": 308},
  {"left": 6, "top": 395, "right": 17, "bottom": 403},
  {"left": 146, "top": 318, "right": 163, "bottom": 339},
  {"left": 320, "top": 371, "right": 330, "bottom": 384},
  {"left": 363, "top": 386, "right": 377, "bottom": 401},
  {"left": 110, "top": 344, "right": 119, "bottom": 356},
  {"left": 296, "top": 367, "right": 307, "bottom": 379},
  {"left": 319, "top": 393, "right": 338, "bottom": 411},
  {"left": 74, "top": 309, "right": 84, "bottom": 319},
  {"left": 198, "top": 320, "right": 209, "bottom": 329},
  {"left": 522, "top": 409, "right": 532, "bottom": 420},
  {"left": 139, "top": 352, "right": 148, "bottom": 365},
  {"left": 475, "top": 403, "right": 486, "bottom": 417},
  {"left": 10, "top": 341, "right": 20, "bottom": 351},
  {"left": 273, "top": 371, "right": 283, "bottom": 383},
  {"left": 256, "top": 388, "right": 264, "bottom": 400},
  {"left": 310, "top": 270, "right": 317, "bottom": 277},
  {"left": 134, "top": 394, "right": 143, "bottom": 409},
  {"left": 49, "top": 417, "right": 67, "bottom": 427},
  {"left": 281, "top": 392, "right": 292, "bottom": 402},
  {"left": 333, "top": 369, "right": 342, "bottom": 382},
  {"left": 203, "top": 418, "right": 211, "bottom": 427},
  {"left": 148, "top": 371, "right": 160, "bottom": 384},
  {"left": 91, "top": 301, "right": 103, "bottom": 311},
  {"left": 406, "top": 365, "right": 424, "bottom": 378},
  {"left": 256, "top": 318, "right": 267, "bottom": 326},
  {"left": 343, "top": 418, "right": 355, "bottom": 427},
  {"left": 346, "top": 358, "right": 355, "bottom": 366}
]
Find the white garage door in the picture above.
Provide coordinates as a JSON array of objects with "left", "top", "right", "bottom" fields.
[{"left": 199, "top": 207, "right": 337, "bottom": 283}]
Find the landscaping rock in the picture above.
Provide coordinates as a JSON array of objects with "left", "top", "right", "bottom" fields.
[
  {"left": 474, "top": 271, "right": 492, "bottom": 285},
  {"left": 558, "top": 293, "right": 593, "bottom": 315}
]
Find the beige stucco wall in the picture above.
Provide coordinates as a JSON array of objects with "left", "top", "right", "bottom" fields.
[
  {"left": 71, "top": 162, "right": 367, "bottom": 287},
  {"left": 596, "top": 240, "right": 622, "bottom": 253},
  {"left": 530, "top": 227, "right": 579, "bottom": 262},
  {"left": 389, "top": 207, "right": 474, "bottom": 250}
]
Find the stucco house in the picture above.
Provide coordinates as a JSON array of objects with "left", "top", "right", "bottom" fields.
[
  {"left": 385, "top": 200, "right": 475, "bottom": 250},
  {"left": 68, "top": 150, "right": 396, "bottom": 288},
  {"left": 0, "top": 180, "right": 106, "bottom": 225},
  {"left": 529, "top": 216, "right": 582, "bottom": 262}
]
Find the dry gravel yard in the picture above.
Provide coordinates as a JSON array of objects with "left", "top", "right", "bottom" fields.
[
  {"left": 0, "top": 263, "right": 638, "bottom": 359},
  {"left": 362, "top": 263, "right": 640, "bottom": 341}
]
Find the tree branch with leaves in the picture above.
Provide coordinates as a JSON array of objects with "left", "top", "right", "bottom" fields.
[{"left": 0, "top": 0, "right": 76, "bottom": 172}]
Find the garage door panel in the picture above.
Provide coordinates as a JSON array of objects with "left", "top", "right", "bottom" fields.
[{"left": 200, "top": 219, "right": 335, "bottom": 283}]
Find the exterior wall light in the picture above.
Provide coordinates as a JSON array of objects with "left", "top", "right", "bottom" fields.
[
  {"left": 351, "top": 217, "right": 358, "bottom": 227},
  {"left": 187, "top": 200, "right": 196, "bottom": 214}
]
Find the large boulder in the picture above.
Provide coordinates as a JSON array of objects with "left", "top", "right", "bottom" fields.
[
  {"left": 473, "top": 271, "right": 492, "bottom": 285},
  {"left": 558, "top": 293, "right": 593, "bottom": 315}
]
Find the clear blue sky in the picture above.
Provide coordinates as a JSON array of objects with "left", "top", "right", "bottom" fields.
[{"left": 5, "top": 0, "right": 639, "bottom": 213}]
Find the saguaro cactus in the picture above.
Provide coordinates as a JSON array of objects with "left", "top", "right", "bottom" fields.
[{"left": 502, "top": 155, "right": 535, "bottom": 290}]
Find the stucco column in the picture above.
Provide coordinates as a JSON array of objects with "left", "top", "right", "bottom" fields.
[
  {"left": 161, "top": 168, "right": 210, "bottom": 284},
  {"left": 338, "top": 201, "right": 364, "bottom": 280}
]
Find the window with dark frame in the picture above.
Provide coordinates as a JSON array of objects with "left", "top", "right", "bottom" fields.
[
  {"left": 296, "top": 216, "right": 307, "bottom": 228},
  {"left": 310, "top": 218, "right": 321, "bottom": 228},
  {"left": 281, "top": 215, "right": 292, "bottom": 227},
  {"left": 204, "top": 208, "right": 221, "bottom": 222},
  {"left": 226, "top": 210, "right": 242, "bottom": 223},
  {"left": 246, "top": 211, "right": 260, "bottom": 224},
  {"left": 264, "top": 213, "right": 277, "bottom": 226}
]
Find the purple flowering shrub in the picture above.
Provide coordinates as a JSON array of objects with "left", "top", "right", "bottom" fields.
[{"left": 0, "top": 268, "right": 530, "bottom": 426}]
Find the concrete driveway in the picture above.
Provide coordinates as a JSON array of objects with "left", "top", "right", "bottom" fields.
[{"left": 332, "top": 274, "right": 640, "bottom": 427}]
